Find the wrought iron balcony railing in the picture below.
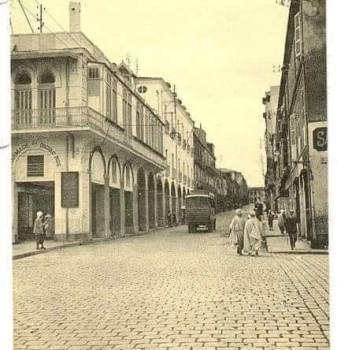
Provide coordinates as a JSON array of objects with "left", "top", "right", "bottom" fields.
[{"left": 12, "top": 107, "right": 165, "bottom": 165}]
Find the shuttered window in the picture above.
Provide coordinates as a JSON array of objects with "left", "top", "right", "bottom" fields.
[
  {"left": 38, "top": 87, "right": 56, "bottom": 124},
  {"left": 88, "top": 67, "right": 100, "bottom": 96},
  {"left": 14, "top": 89, "right": 32, "bottom": 125},
  {"left": 294, "top": 12, "right": 302, "bottom": 58},
  {"left": 27, "top": 155, "right": 44, "bottom": 177}
]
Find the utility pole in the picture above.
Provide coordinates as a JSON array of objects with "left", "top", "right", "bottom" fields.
[{"left": 37, "top": 3, "right": 44, "bottom": 33}]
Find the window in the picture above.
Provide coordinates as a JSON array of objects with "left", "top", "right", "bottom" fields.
[
  {"left": 112, "top": 79, "right": 118, "bottom": 122},
  {"left": 106, "top": 73, "right": 112, "bottom": 119},
  {"left": 111, "top": 160, "right": 117, "bottom": 183},
  {"left": 38, "top": 70, "right": 56, "bottom": 124},
  {"left": 125, "top": 166, "right": 131, "bottom": 187},
  {"left": 122, "top": 88, "right": 127, "bottom": 129},
  {"left": 127, "top": 92, "right": 132, "bottom": 136},
  {"left": 88, "top": 67, "right": 100, "bottom": 79},
  {"left": 14, "top": 71, "right": 32, "bottom": 126},
  {"left": 88, "top": 66, "right": 100, "bottom": 96},
  {"left": 27, "top": 155, "right": 44, "bottom": 177},
  {"left": 294, "top": 12, "right": 302, "bottom": 58}
]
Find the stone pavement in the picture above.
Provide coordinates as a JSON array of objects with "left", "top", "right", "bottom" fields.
[{"left": 13, "top": 211, "right": 329, "bottom": 350}]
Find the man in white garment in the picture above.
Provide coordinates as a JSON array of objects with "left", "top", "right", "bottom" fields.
[{"left": 243, "top": 210, "right": 263, "bottom": 256}]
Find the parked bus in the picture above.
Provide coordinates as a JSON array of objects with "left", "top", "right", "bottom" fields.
[{"left": 185, "top": 190, "right": 216, "bottom": 233}]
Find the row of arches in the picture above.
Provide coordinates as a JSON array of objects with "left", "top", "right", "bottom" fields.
[{"left": 88, "top": 146, "right": 190, "bottom": 236}]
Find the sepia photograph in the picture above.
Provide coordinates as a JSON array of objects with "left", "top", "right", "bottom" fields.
[{"left": 0, "top": 0, "right": 334, "bottom": 349}]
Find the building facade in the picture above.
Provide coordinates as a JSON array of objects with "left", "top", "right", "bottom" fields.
[
  {"left": 262, "top": 86, "right": 280, "bottom": 211},
  {"left": 134, "top": 77, "right": 194, "bottom": 224},
  {"left": 219, "top": 169, "right": 249, "bottom": 210},
  {"left": 193, "top": 126, "right": 222, "bottom": 210},
  {"left": 11, "top": 3, "right": 166, "bottom": 242},
  {"left": 272, "top": 0, "right": 327, "bottom": 247},
  {"left": 248, "top": 187, "right": 266, "bottom": 204}
]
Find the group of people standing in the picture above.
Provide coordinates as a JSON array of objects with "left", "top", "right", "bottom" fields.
[
  {"left": 229, "top": 209, "right": 264, "bottom": 256},
  {"left": 33, "top": 211, "right": 54, "bottom": 250}
]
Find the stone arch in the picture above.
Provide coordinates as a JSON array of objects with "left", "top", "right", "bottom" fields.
[
  {"left": 107, "top": 154, "right": 121, "bottom": 188},
  {"left": 107, "top": 155, "right": 122, "bottom": 235},
  {"left": 89, "top": 146, "right": 106, "bottom": 181},
  {"left": 123, "top": 161, "right": 134, "bottom": 233},
  {"left": 89, "top": 146, "right": 106, "bottom": 237}
]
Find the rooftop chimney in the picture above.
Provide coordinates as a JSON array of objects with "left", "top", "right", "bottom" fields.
[{"left": 69, "top": 2, "right": 81, "bottom": 32}]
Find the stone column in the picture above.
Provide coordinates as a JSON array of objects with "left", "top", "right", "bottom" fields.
[
  {"left": 176, "top": 195, "right": 180, "bottom": 224},
  {"left": 162, "top": 179, "right": 166, "bottom": 227},
  {"left": 144, "top": 173, "right": 149, "bottom": 232},
  {"left": 133, "top": 183, "right": 139, "bottom": 233},
  {"left": 154, "top": 177, "right": 158, "bottom": 228},
  {"left": 119, "top": 180, "right": 125, "bottom": 237},
  {"left": 104, "top": 175, "right": 111, "bottom": 238}
]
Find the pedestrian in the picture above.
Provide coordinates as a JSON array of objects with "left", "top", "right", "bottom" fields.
[
  {"left": 44, "top": 213, "right": 54, "bottom": 239},
  {"left": 33, "top": 211, "right": 46, "bottom": 250},
  {"left": 229, "top": 209, "right": 246, "bottom": 255},
  {"left": 243, "top": 210, "right": 263, "bottom": 256},
  {"left": 172, "top": 212, "right": 177, "bottom": 226},
  {"left": 267, "top": 210, "right": 275, "bottom": 231},
  {"left": 277, "top": 209, "right": 286, "bottom": 234},
  {"left": 285, "top": 209, "right": 298, "bottom": 250},
  {"left": 167, "top": 210, "right": 171, "bottom": 227}
]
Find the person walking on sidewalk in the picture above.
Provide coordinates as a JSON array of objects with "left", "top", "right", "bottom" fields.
[
  {"left": 277, "top": 209, "right": 286, "bottom": 235},
  {"left": 267, "top": 210, "right": 275, "bottom": 231},
  {"left": 229, "top": 209, "right": 246, "bottom": 255},
  {"left": 33, "top": 211, "right": 46, "bottom": 250},
  {"left": 285, "top": 209, "right": 298, "bottom": 250},
  {"left": 243, "top": 210, "right": 263, "bottom": 256}
]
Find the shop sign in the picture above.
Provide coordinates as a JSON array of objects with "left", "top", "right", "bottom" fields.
[
  {"left": 12, "top": 138, "right": 61, "bottom": 166},
  {"left": 61, "top": 172, "right": 79, "bottom": 208},
  {"left": 313, "top": 127, "right": 327, "bottom": 151}
]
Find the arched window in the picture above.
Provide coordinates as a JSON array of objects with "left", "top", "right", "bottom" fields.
[
  {"left": 38, "top": 69, "right": 56, "bottom": 124},
  {"left": 111, "top": 160, "right": 117, "bottom": 184},
  {"left": 14, "top": 71, "right": 32, "bottom": 126}
]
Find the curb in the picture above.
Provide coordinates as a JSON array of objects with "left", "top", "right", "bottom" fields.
[
  {"left": 13, "top": 225, "right": 184, "bottom": 260},
  {"left": 267, "top": 250, "right": 328, "bottom": 255},
  {"left": 13, "top": 239, "right": 102, "bottom": 260}
]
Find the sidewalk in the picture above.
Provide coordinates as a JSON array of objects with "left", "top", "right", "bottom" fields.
[
  {"left": 264, "top": 219, "right": 328, "bottom": 254},
  {"left": 12, "top": 226, "right": 170, "bottom": 260},
  {"left": 12, "top": 237, "right": 109, "bottom": 260}
]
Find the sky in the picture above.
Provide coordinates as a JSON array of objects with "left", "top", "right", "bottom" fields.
[{"left": 10, "top": 0, "right": 289, "bottom": 187}]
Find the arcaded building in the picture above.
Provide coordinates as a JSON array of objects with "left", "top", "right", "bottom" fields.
[{"left": 11, "top": 3, "right": 166, "bottom": 242}]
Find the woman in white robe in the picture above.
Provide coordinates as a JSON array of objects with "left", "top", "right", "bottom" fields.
[{"left": 243, "top": 210, "right": 263, "bottom": 256}]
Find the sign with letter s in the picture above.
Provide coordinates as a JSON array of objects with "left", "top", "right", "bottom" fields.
[{"left": 313, "top": 127, "right": 327, "bottom": 151}]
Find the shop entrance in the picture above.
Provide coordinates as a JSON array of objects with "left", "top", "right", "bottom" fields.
[
  {"left": 91, "top": 183, "right": 105, "bottom": 237},
  {"left": 17, "top": 181, "right": 54, "bottom": 241}
]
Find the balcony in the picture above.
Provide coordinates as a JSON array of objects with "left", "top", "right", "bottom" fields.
[{"left": 12, "top": 107, "right": 166, "bottom": 168}]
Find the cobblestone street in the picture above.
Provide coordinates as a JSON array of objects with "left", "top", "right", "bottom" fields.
[{"left": 13, "top": 211, "right": 329, "bottom": 350}]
